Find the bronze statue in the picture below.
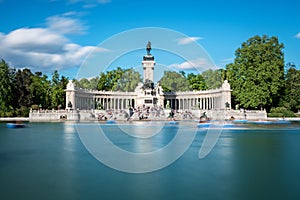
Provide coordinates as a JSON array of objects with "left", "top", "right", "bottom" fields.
[{"left": 146, "top": 41, "right": 151, "bottom": 55}]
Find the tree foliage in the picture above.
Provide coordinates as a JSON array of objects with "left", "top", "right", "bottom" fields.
[
  {"left": 97, "top": 67, "right": 141, "bottom": 92},
  {"left": 186, "top": 73, "right": 207, "bottom": 90},
  {"left": 268, "top": 107, "right": 295, "bottom": 117},
  {"left": 0, "top": 60, "right": 69, "bottom": 116},
  {"left": 0, "top": 59, "right": 14, "bottom": 113},
  {"left": 14, "top": 68, "right": 33, "bottom": 108},
  {"left": 159, "top": 70, "right": 221, "bottom": 92},
  {"left": 226, "top": 35, "right": 284, "bottom": 110},
  {"left": 75, "top": 77, "right": 99, "bottom": 90},
  {"left": 50, "top": 70, "right": 69, "bottom": 109},
  {"left": 202, "top": 69, "right": 223, "bottom": 89},
  {"left": 281, "top": 63, "right": 300, "bottom": 111},
  {"left": 158, "top": 71, "right": 190, "bottom": 92},
  {"left": 29, "top": 72, "right": 51, "bottom": 109}
]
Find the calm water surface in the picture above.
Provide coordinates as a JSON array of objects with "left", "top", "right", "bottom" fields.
[{"left": 1, "top": 121, "right": 300, "bottom": 200}]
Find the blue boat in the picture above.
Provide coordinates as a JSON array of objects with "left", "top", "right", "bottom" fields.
[{"left": 6, "top": 123, "right": 26, "bottom": 128}]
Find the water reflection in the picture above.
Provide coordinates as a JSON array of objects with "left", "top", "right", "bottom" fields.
[
  {"left": 131, "top": 124, "right": 177, "bottom": 153},
  {"left": 118, "top": 121, "right": 166, "bottom": 138},
  {"left": 63, "top": 122, "right": 76, "bottom": 149},
  {"left": 2, "top": 122, "right": 300, "bottom": 199},
  {"left": 61, "top": 123, "right": 80, "bottom": 198},
  {"left": 102, "top": 123, "right": 178, "bottom": 153}
]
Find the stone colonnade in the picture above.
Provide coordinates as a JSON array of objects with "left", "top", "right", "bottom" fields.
[
  {"left": 65, "top": 83, "right": 137, "bottom": 110},
  {"left": 163, "top": 80, "right": 231, "bottom": 110},
  {"left": 66, "top": 80, "right": 231, "bottom": 111},
  {"left": 164, "top": 95, "right": 221, "bottom": 110},
  {"left": 94, "top": 95, "right": 136, "bottom": 110}
]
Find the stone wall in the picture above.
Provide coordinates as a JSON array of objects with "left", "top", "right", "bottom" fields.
[
  {"left": 29, "top": 110, "right": 96, "bottom": 122},
  {"left": 226, "top": 110, "right": 267, "bottom": 120},
  {"left": 190, "top": 109, "right": 267, "bottom": 120},
  {"left": 29, "top": 108, "right": 267, "bottom": 122}
]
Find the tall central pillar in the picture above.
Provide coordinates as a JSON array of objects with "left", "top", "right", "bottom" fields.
[
  {"left": 142, "top": 41, "right": 155, "bottom": 83},
  {"left": 136, "top": 41, "right": 158, "bottom": 108}
]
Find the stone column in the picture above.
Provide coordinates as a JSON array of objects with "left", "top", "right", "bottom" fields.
[
  {"left": 142, "top": 58, "right": 155, "bottom": 82},
  {"left": 65, "top": 80, "right": 76, "bottom": 110},
  {"left": 221, "top": 80, "right": 231, "bottom": 109}
]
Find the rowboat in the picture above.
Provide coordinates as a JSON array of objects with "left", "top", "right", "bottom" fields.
[{"left": 6, "top": 123, "right": 26, "bottom": 128}]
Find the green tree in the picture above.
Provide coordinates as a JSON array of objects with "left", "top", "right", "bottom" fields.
[
  {"left": 282, "top": 63, "right": 300, "bottom": 112},
  {"left": 187, "top": 73, "right": 207, "bottom": 90},
  {"left": 268, "top": 107, "right": 295, "bottom": 117},
  {"left": 97, "top": 72, "right": 110, "bottom": 91},
  {"left": 0, "top": 59, "right": 14, "bottom": 115},
  {"left": 97, "top": 67, "right": 141, "bottom": 92},
  {"left": 30, "top": 72, "right": 51, "bottom": 109},
  {"left": 97, "top": 67, "right": 123, "bottom": 91},
  {"left": 159, "top": 71, "right": 190, "bottom": 92},
  {"left": 57, "top": 75, "right": 69, "bottom": 109},
  {"left": 89, "top": 77, "right": 99, "bottom": 90},
  {"left": 114, "top": 68, "right": 142, "bottom": 92},
  {"left": 13, "top": 68, "right": 33, "bottom": 108},
  {"left": 50, "top": 70, "right": 68, "bottom": 109},
  {"left": 51, "top": 70, "right": 60, "bottom": 85},
  {"left": 75, "top": 78, "right": 91, "bottom": 89},
  {"left": 202, "top": 69, "right": 223, "bottom": 89},
  {"left": 226, "top": 35, "right": 284, "bottom": 110}
]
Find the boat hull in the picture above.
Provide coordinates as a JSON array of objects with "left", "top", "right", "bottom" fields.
[{"left": 6, "top": 123, "right": 26, "bottom": 128}]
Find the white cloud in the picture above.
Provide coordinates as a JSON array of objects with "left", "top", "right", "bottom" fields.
[
  {"left": 0, "top": 27, "right": 107, "bottom": 71},
  {"left": 177, "top": 37, "right": 203, "bottom": 45},
  {"left": 295, "top": 32, "right": 300, "bottom": 38},
  {"left": 62, "top": 11, "right": 86, "bottom": 17},
  {"left": 2, "top": 28, "right": 67, "bottom": 53},
  {"left": 169, "top": 58, "right": 211, "bottom": 70},
  {"left": 46, "top": 14, "right": 87, "bottom": 35}
]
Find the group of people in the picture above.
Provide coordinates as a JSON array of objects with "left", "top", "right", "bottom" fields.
[
  {"left": 135, "top": 105, "right": 165, "bottom": 120},
  {"left": 97, "top": 106, "right": 198, "bottom": 121}
]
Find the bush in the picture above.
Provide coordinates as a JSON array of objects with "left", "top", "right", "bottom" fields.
[
  {"left": 15, "top": 106, "right": 30, "bottom": 117},
  {"left": 268, "top": 107, "right": 295, "bottom": 117},
  {"left": 6, "top": 111, "right": 15, "bottom": 117},
  {"left": 0, "top": 110, "right": 14, "bottom": 117},
  {"left": 31, "top": 104, "right": 39, "bottom": 110}
]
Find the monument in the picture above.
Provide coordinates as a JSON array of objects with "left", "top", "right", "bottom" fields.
[
  {"left": 30, "top": 41, "right": 271, "bottom": 121},
  {"left": 135, "top": 41, "right": 162, "bottom": 108},
  {"left": 63, "top": 41, "right": 232, "bottom": 114}
]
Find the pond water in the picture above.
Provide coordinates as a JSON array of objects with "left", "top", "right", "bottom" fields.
[{"left": 1, "top": 121, "right": 300, "bottom": 200}]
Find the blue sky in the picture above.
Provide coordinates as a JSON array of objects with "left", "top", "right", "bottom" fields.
[{"left": 0, "top": 0, "right": 299, "bottom": 79}]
